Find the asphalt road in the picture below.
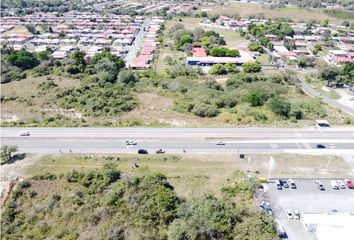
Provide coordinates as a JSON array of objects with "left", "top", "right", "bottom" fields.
[
  {"left": 124, "top": 18, "right": 150, "bottom": 66},
  {"left": 1, "top": 127, "right": 354, "bottom": 154}
]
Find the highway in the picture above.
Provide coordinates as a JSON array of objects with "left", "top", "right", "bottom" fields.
[{"left": 1, "top": 127, "right": 354, "bottom": 154}]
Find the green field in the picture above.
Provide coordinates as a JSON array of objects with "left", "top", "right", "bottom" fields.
[
  {"left": 198, "top": 2, "right": 345, "bottom": 24},
  {"left": 25, "top": 153, "right": 353, "bottom": 199}
]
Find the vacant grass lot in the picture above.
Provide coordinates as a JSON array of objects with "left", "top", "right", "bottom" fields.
[
  {"left": 198, "top": 2, "right": 342, "bottom": 23},
  {"left": 25, "top": 153, "right": 352, "bottom": 199}
]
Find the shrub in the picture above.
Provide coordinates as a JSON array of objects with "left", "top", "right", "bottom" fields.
[
  {"left": 248, "top": 42, "right": 264, "bottom": 53},
  {"left": 192, "top": 103, "right": 219, "bottom": 117},
  {"left": 209, "top": 64, "right": 227, "bottom": 75},
  {"left": 268, "top": 96, "right": 291, "bottom": 117},
  {"left": 117, "top": 70, "right": 137, "bottom": 85},
  {"left": 242, "top": 62, "right": 261, "bottom": 73}
]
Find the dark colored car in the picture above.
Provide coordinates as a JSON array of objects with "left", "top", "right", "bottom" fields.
[
  {"left": 316, "top": 144, "right": 326, "bottom": 149},
  {"left": 281, "top": 180, "right": 289, "bottom": 188},
  {"left": 138, "top": 149, "right": 148, "bottom": 154}
]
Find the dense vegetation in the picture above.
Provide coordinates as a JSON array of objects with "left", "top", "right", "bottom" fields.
[
  {"left": 1, "top": 48, "right": 138, "bottom": 118},
  {"left": 1, "top": 165, "right": 277, "bottom": 240},
  {"left": 169, "top": 24, "right": 226, "bottom": 54}
]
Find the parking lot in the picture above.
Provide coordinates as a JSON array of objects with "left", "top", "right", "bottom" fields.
[{"left": 265, "top": 179, "right": 354, "bottom": 240}]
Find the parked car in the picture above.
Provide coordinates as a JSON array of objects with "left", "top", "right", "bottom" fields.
[
  {"left": 138, "top": 149, "right": 148, "bottom": 154},
  {"left": 337, "top": 180, "right": 346, "bottom": 189},
  {"left": 344, "top": 179, "right": 354, "bottom": 189},
  {"left": 285, "top": 209, "right": 293, "bottom": 219},
  {"left": 330, "top": 180, "right": 339, "bottom": 190},
  {"left": 126, "top": 140, "right": 137, "bottom": 145},
  {"left": 315, "top": 180, "right": 325, "bottom": 190},
  {"left": 294, "top": 210, "right": 300, "bottom": 220},
  {"left": 289, "top": 179, "right": 296, "bottom": 189},
  {"left": 216, "top": 141, "right": 226, "bottom": 145},
  {"left": 275, "top": 180, "right": 282, "bottom": 190},
  {"left": 276, "top": 221, "right": 287, "bottom": 238},
  {"left": 19, "top": 131, "right": 30, "bottom": 136},
  {"left": 155, "top": 149, "right": 165, "bottom": 154},
  {"left": 281, "top": 180, "right": 289, "bottom": 188},
  {"left": 259, "top": 202, "right": 272, "bottom": 215},
  {"left": 316, "top": 144, "right": 326, "bottom": 149}
]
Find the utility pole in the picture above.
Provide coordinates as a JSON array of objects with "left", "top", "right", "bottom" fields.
[
  {"left": 326, "top": 156, "right": 332, "bottom": 173},
  {"left": 246, "top": 156, "right": 251, "bottom": 172},
  {"left": 267, "top": 157, "right": 275, "bottom": 181}
]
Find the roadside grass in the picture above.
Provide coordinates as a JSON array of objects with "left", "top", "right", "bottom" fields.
[
  {"left": 1, "top": 74, "right": 81, "bottom": 123},
  {"left": 304, "top": 75, "right": 341, "bottom": 100},
  {"left": 198, "top": 2, "right": 341, "bottom": 23},
  {"left": 25, "top": 153, "right": 353, "bottom": 199}
]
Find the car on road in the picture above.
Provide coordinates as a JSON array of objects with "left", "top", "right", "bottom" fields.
[
  {"left": 19, "top": 131, "right": 30, "bottom": 136},
  {"left": 294, "top": 210, "right": 300, "bottom": 220},
  {"left": 285, "top": 209, "right": 293, "bottom": 219},
  {"left": 330, "top": 180, "right": 339, "bottom": 190},
  {"left": 155, "top": 149, "right": 165, "bottom": 154},
  {"left": 344, "top": 179, "right": 354, "bottom": 189},
  {"left": 316, "top": 144, "right": 326, "bottom": 149},
  {"left": 275, "top": 180, "right": 282, "bottom": 190},
  {"left": 216, "top": 141, "right": 226, "bottom": 145},
  {"left": 289, "top": 179, "right": 296, "bottom": 189},
  {"left": 337, "top": 180, "right": 346, "bottom": 189},
  {"left": 138, "top": 149, "right": 148, "bottom": 154},
  {"left": 315, "top": 180, "right": 325, "bottom": 190},
  {"left": 126, "top": 140, "right": 137, "bottom": 145},
  {"left": 281, "top": 180, "right": 289, "bottom": 188}
]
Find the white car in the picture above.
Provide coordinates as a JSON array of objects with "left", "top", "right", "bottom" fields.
[
  {"left": 294, "top": 210, "right": 300, "bottom": 220},
  {"left": 19, "top": 131, "right": 30, "bottom": 136},
  {"left": 337, "top": 180, "right": 346, "bottom": 189},
  {"left": 330, "top": 180, "right": 339, "bottom": 190},
  {"left": 126, "top": 140, "right": 137, "bottom": 145},
  {"left": 285, "top": 209, "right": 293, "bottom": 219},
  {"left": 216, "top": 141, "right": 226, "bottom": 145}
]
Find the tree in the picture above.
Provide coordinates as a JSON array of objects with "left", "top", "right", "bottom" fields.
[
  {"left": 25, "top": 24, "right": 37, "bottom": 34},
  {"left": 319, "top": 65, "right": 341, "bottom": 86},
  {"left": 178, "top": 34, "right": 193, "bottom": 49},
  {"left": 201, "top": 12, "right": 208, "bottom": 18},
  {"left": 59, "top": 31, "right": 66, "bottom": 38},
  {"left": 242, "top": 62, "right": 261, "bottom": 73},
  {"left": 268, "top": 96, "right": 291, "bottom": 117},
  {"left": 297, "top": 56, "right": 316, "bottom": 68},
  {"left": 343, "top": 62, "right": 354, "bottom": 77},
  {"left": 7, "top": 49, "right": 40, "bottom": 70},
  {"left": 71, "top": 51, "right": 86, "bottom": 66},
  {"left": 37, "top": 50, "right": 50, "bottom": 61},
  {"left": 342, "top": 21, "right": 350, "bottom": 27},
  {"left": 1, "top": 145, "right": 18, "bottom": 164},
  {"left": 117, "top": 70, "right": 137, "bottom": 84},
  {"left": 193, "top": 27, "right": 205, "bottom": 41}
]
